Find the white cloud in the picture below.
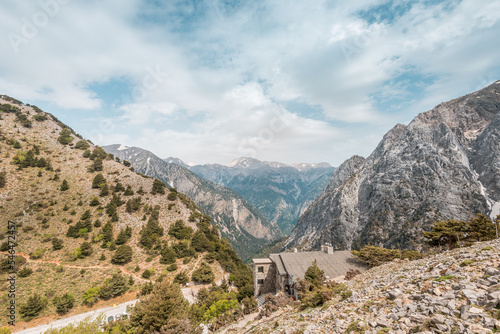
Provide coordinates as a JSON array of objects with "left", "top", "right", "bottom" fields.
[{"left": 0, "top": 0, "right": 499, "bottom": 165}]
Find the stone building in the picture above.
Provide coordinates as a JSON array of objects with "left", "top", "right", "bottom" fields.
[{"left": 252, "top": 245, "right": 367, "bottom": 298}]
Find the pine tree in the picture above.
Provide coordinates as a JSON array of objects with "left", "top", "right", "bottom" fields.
[
  {"left": 191, "top": 262, "right": 214, "bottom": 284},
  {"left": 99, "top": 183, "right": 109, "bottom": 197},
  {"left": 0, "top": 171, "right": 6, "bottom": 188},
  {"left": 129, "top": 281, "right": 190, "bottom": 333},
  {"left": 52, "top": 238, "right": 63, "bottom": 250},
  {"left": 80, "top": 242, "right": 93, "bottom": 257},
  {"left": 102, "top": 221, "right": 114, "bottom": 245},
  {"left": 111, "top": 245, "right": 133, "bottom": 264},
  {"left": 19, "top": 293, "right": 47, "bottom": 320},
  {"left": 124, "top": 185, "right": 134, "bottom": 196},
  {"left": 467, "top": 213, "right": 496, "bottom": 241},
  {"left": 53, "top": 293, "right": 75, "bottom": 314},
  {"left": 60, "top": 179, "right": 69, "bottom": 191},
  {"left": 304, "top": 260, "right": 325, "bottom": 286},
  {"left": 92, "top": 173, "right": 106, "bottom": 188},
  {"left": 168, "top": 220, "right": 193, "bottom": 240},
  {"left": 115, "top": 227, "right": 132, "bottom": 245},
  {"left": 151, "top": 179, "right": 166, "bottom": 195},
  {"left": 114, "top": 181, "right": 125, "bottom": 193},
  {"left": 99, "top": 273, "right": 128, "bottom": 299},
  {"left": 160, "top": 246, "right": 176, "bottom": 264},
  {"left": 191, "top": 230, "right": 212, "bottom": 252}
]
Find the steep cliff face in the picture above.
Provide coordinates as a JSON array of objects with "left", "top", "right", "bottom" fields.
[
  {"left": 104, "top": 145, "right": 281, "bottom": 260},
  {"left": 189, "top": 158, "right": 335, "bottom": 234},
  {"left": 287, "top": 81, "right": 500, "bottom": 251}
]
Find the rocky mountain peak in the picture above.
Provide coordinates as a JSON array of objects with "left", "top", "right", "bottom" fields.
[{"left": 287, "top": 81, "right": 500, "bottom": 252}]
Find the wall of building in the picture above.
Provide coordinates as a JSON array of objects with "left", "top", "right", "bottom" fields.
[{"left": 254, "top": 262, "right": 277, "bottom": 297}]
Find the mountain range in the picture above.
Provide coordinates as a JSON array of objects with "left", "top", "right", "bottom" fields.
[
  {"left": 103, "top": 145, "right": 281, "bottom": 261},
  {"left": 286, "top": 80, "right": 500, "bottom": 251},
  {"left": 188, "top": 157, "right": 334, "bottom": 234}
]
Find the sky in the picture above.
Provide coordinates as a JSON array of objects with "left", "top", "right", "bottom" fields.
[{"left": 1, "top": 0, "right": 499, "bottom": 166}]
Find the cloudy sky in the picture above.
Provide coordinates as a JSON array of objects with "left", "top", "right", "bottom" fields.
[{"left": 1, "top": 0, "right": 499, "bottom": 165}]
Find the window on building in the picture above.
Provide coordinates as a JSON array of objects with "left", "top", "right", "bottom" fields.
[
  {"left": 257, "top": 266, "right": 264, "bottom": 273},
  {"left": 257, "top": 279, "right": 264, "bottom": 285}
]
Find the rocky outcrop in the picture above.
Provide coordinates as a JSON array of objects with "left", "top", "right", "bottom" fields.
[
  {"left": 288, "top": 81, "right": 500, "bottom": 251},
  {"left": 104, "top": 145, "right": 281, "bottom": 260}
]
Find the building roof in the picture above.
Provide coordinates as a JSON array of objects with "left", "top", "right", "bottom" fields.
[
  {"left": 277, "top": 251, "right": 367, "bottom": 280},
  {"left": 269, "top": 253, "right": 286, "bottom": 275},
  {"left": 252, "top": 258, "right": 273, "bottom": 264}
]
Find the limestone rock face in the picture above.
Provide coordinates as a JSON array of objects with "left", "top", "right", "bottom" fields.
[
  {"left": 189, "top": 158, "right": 335, "bottom": 235},
  {"left": 287, "top": 81, "right": 500, "bottom": 251}
]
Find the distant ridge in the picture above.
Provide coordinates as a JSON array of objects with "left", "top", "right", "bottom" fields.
[{"left": 104, "top": 144, "right": 282, "bottom": 260}]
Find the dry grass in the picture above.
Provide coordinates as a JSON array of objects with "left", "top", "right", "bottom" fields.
[{"left": 0, "top": 100, "right": 223, "bottom": 324}]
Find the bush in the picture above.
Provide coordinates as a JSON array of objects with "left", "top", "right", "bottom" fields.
[
  {"left": 80, "top": 242, "right": 93, "bottom": 257},
  {"left": 344, "top": 268, "right": 361, "bottom": 280},
  {"left": 99, "top": 184, "right": 109, "bottom": 197},
  {"left": 167, "top": 192, "right": 177, "bottom": 201},
  {"left": 92, "top": 173, "right": 106, "bottom": 188},
  {"left": 129, "top": 282, "right": 190, "bottom": 333},
  {"left": 52, "top": 238, "right": 63, "bottom": 250},
  {"left": 33, "top": 115, "right": 47, "bottom": 123},
  {"left": 99, "top": 274, "right": 128, "bottom": 299},
  {"left": 191, "top": 262, "right": 214, "bottom": 284},
  {"left": 172, "top": 241, "right": 196, "bottom": 259},
  {"left": 53, "top": 293, "right": 75, "bottom": 314},
  {"left": 423, "top": 213, "right": 496, "bottom": 249},
  {"left": 123, "top": 160, "right": 131, "bottom": 167},
  {"left": 0, "top": 172, "right": 6, "bottom": 188},
  {"left": 90, "top": 158, "right": 103, "bottom": 172},
  {"left": 82, "top": 287, "right": 100, "bottom": 305},
  {"left": 160, "top": 246, "right": 176, "bottom": 264},
  {"left": 30, "top": 248, "right": 45, "bottom": 259},
  {"left": 142, "top": 270, "right": 152, "bottom": 279},
  {"left": 18, "top": 267, "right": 33, "bottom": 278},
  {"left": 241, "top": 296, "right": 258, "bottom": 314},
  {"left": 0, "top": 241, "right": 9, "bottom": 251},
  {"left": 115, "top": 226, "right": 132, "bottom": 245},
  {"left": 57, "top": 129, "right": 73, "bottom": 145},
  {"left": 89, "top": 197, "right": 100, "bottom": 206},
  {"left": 16, "top": 112, "right": 32, "bottom": 128},
  {"left": 191, "top": 230, "right": 212, "bottom": 252},
  {"left": 126, "top": 197, "right": 142, "bottom": 213},
  {"left": 60, "top": 179, "right": 69, "bottom": 191},
  {"left": 0, "top": 326, "right": 11, "bottom": 334},
  {"left": 173, "top": 272, "right": 189, "bottom": 285},
  {"left": 19, "top": 293, "right": 47, "bottom": 320},
  {"left": 167, "top": 264, "right": 178, "bottom": 272},
  {"left": 74, "top": 140, "right": 90, "bottom": 150},
  {"left": 168, "top": 220, "right": 193, "bottom": 240},
  {"left": 351, "top": 245, "right": 423, "bottom": 267},
  {"left": 151, "top": 179, "right": 166, "bottom": 195},
  {"left": 114, "top": 181, "right": 125, "bottom": 193},
  {"left": 124, "top": 185, "right": 134, "bottom": 196},
  {"left": 111, "top": 245, "right": 133, "bottom": 264}
]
